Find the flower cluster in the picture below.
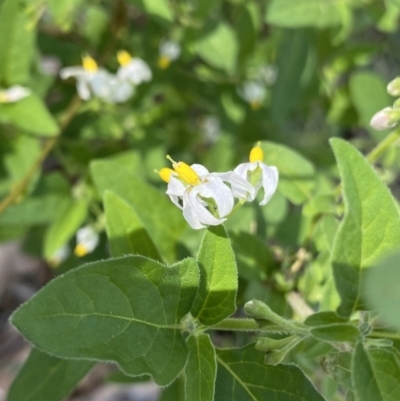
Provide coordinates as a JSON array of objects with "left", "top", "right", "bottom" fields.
[
  {"left": 370, "top": 77, "right": 400, "bottom": 131},
  {"left": 60, "top": 42, "right": 181, "bottom": 103},
  {"left": 158, "top": 143, "right": 278, "bottom": 229}
]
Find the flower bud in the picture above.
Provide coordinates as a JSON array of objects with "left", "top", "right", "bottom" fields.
[
  {"left": 387, "top": 77, "right": 400, "bottom": 97},
  {"left": 370, "top": 107, "right": 398, "bottom": 131}
]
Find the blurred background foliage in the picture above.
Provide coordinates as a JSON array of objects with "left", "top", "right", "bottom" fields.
[{"left": 1, "top": 1, "right": 400, "bottom": 399}]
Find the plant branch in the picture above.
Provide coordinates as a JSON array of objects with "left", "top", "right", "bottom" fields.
[
  {"left": 368, "top": 330, "right": 400, "bottom": 341},
  {"left": 209, "top": 318, "right": 284, "bottom": 333}
]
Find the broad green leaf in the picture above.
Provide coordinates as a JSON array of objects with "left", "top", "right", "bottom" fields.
[
  {"left": 352, "top": 341, "right": 400, "bottom": 401},
  {"left": 305, "top": 311, "right": 347, "bottom": 327},
  {"left": 90, "top": 158, "right": 186, "bottom": 263},
  {"left": 47, "top": 0, "right": 85, "bottom": 31},
  {"left": 7, "top": 348, "right": 93, "bottom": 401},
  {"left": 43, "top": 199, "right": 88, "bottom": 259},
  {"left": 303, "top": 195, "right": 336, "bottom": 217},
  {"left": 195, "top": 22, "right": 238, "bottom": 73},
  {"left": 215, "top": 344, "right": 325, "bottom": 401},
  {"left": 260, "top": 141, "right": 315, "bottom": 204},
  {"left": 11, "top": 256, "right": 199, "bottom": 386},
  {"left": 321, "top": 352, "right": 352, "bottom": 387},
  {"left": 140, "top": 0, "right": 173, "bottom": 22},
  {"left": 310, "top": 323, "right": 360, "bottom": 343},
  {"left": 0, "top": 0, "right": 35, "bottom": 84},
  {"left": 330, "top": 138, "right": 400, "bottom": 317},
  {"left": 104, "top": 190, "right": 162, "bottom": 261},
  {"left": 159, "top": 377, "right": 185, "bottom": 401},
  {"left": 0, "top": 94, "right": 59, "bottom": 136},
  {"left": 185, "top": 334, "right": 216, "bottom": 401},
  {"left": 191, "top": 225, "right": 238, "bottom": 326},
  {"left": 349, "top": 72, "right": 391, "bottom": 140},
  {"left": 363, "top": 249, "right": 400, "bottom": 329},
  {"left": 270, "top": 30, "right": 309, "bottom": 122},
  {"left": 266, "top": 0, "right": 343, "bottom": 28}
]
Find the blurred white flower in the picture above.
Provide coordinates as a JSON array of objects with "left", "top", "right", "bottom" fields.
[
  {"left": 48, "top": 244, "right": 70, "bottom": 267},
  {"left": 238, "top": 81, "right": 266, "bottom": 110},
  {"left": 258, "top": 64, "right": 278, "bottom": 86},
  {"left": 387, "top": 77, "right": 400, "bottom": 97},
  {"left": 40, "top": 55, "right": 61, "bottom": 76},
  {"left": 158, "top": 158, "right": 251, "bottom": 229},
  {"left": 98, "top": 73, "right": 135, "bottom": 104},
  {"left": 158, "top": 41, "right": 181, "bottom": 69},
  {"left": 232, "top": 143, "right": 278, "bottom": 206},
  {"left": 117, "top": 50, "right": 152, "bottom": 85},
  {"left": 201, "top": 115, "right": 221, "bottom": 143},
  {"left": 74, "top": 226, "right": 99, "bottom": 257},
  {"left": 0, "top": 85, "right": 31, "bottom": 103},
  {"left": 370, "top": 107, "right": 398, "bottom": 131}
]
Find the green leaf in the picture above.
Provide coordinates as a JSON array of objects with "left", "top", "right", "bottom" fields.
[
  {"left": 43, "top": 199, "right": 88, "bottom": 259},
  {"left": 260, "top": 141, "right": 315, "bottom": 204},
  {"left": 11, "top": 256, "right": 199, "bottom": 386},
  {"left": 321, "top": 352, "right": 352, "bottom": 387},
  {"left": 90, "top": 158, "right": 186, "bottom": 263},
  {"left": 352, "top": 341, "right": 400, "bottom": 401},
  {"left": 349, "top": 71, "right": 391, "bottom": 140},
  {"left": 159, "top": 377, "right": 186, "bottom": 401},
  {"left": 363, "top": 249, "right": 400, "bottom": 330},
  {"left": 0, "top": 94, "right": 59, "bottom": 136},
  {"left": 0, "top": 0, "right": 35, "bottom": 85},
  {"left": 310, "top": 323, "right": 360, "bottom": 343},
  {"left": 185, "top": 334, "right": 216, "bottom": 401},
  {"left": 330, "top": 138, "right": 400, "bottom": 317},
  {"left": 270, "top": 30, "right": 309, "bottom": 122},
  {"left": 195, "top": 22, "right": 238, "bottom": 73},
  {"left": 266, "top": 0, "right": 343, "bottom": 28},
  {"left": 47, "top": 0, "right": 85, "bottom": 31},
  {"left": 191, "top": 225, "right": 238, "bottom": 326},
  {"left": 104, "top": 190, "right": 162, "bottom": 261},
  {"left": 7, "top": 348, "right": 93, "bottom": 401},
  {"left": 140, "top": 0, "right": 173, "bottom": 22},
  {"left": 305, "top": 311, "right": 347, "bottom": 327},
  {"left": 215, "top": 344, "right": 325, "bottom": 401}
]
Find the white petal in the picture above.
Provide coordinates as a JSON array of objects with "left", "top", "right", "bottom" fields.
[
  {"left": 60, "top": 66, "right": 86, "bottom": 80},
  {"left": 185, "top": 187, "right": 226, "bottom": 226},
  {"left": 166, "top": 176, "right": 186, "bottom": 196},
  {"left": 198, "top": 178, "right": 233, "bottom": 218},
  {"left": 77, "top": 226, "right": 99, "bottom": 253},
  {"left": 159, "top": 41, "right": 181, "bottom": 60},
  {"left": 190, "top": 164, "right": 209, "bottom": 177},
  {"left": 77, "top": 78, "right": 91, "bottom": 100},
  {"left": 118, "top": 59, "right": 152, "bottom": 85},
  {"left": 4, "top": 86, "right": 31, "bottom": 102},
  {"left": 233, "top": 162, "right": 259, "bottom": 200},
  {"left": 110, "top": 80, "right": 134, "bottom": 103},
  {"left": 213, "top": 171, "right": 255, "bottom": 201},
  {"left": 259, "top": 164, "right": 279, "bottom": 206},
  {"left": 370, "top": 107, "right": 397, "bottom": 131},
  {"left": 182, "top": 203, "right": 206, "bottom": 229}
]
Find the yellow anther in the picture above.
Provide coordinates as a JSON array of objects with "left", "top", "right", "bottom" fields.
[
  {"left": 249, "top": 143, "right": 263, "bottom": 163},
  {"left": 74, "top": 244, "right": 88, "bottom": 257},
  {"left": 158, "top": 168, "right": 175, "bottom": 183},
  {"left": 82, "top": 55, "right": 98, "bottom": 72},
  {"left": 166, "top": 155, "right": 201, "bottom": 185},
  {"left": 158, "top": 56, "right": 171, "bottom": 69},
  {"left": 117, "top": 50, "right": 132, "bottom": 67}
]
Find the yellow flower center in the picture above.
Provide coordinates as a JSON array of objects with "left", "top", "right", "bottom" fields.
[
  {"left": 74, "top": 243, "right": 88, "bottom": 257},
  {"left": 166, "top": 155, "right": 201, "bottom": 185},
  {"left": 117, "top": 50, "right": 132, "bottom": 67},
  {"left": 82, "top": 56, "right": 98, "bottom": 72},
  {"left": 159, "top": 167, "right": 175, "bottom": 183},
  {"left": 158, "top": 56, "right": 171, "bottom": 69},
  {"left": 249, "top": 143, "right": 263, "bottom": 162}
]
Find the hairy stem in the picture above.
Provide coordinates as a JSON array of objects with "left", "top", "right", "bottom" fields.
[
  {"left": 368, "top": 330, "right": 400, "bottom": 341},
  {"left": 209, "top": 318, "right": 284, "bottom": 333}
]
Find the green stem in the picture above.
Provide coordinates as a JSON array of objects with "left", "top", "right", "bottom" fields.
[
  {"left": 368, "top": 331, "right": 400, "bottom": 341},
  {"left": 209, "top": 318, "right": 283, "bottom": 333},
  {"left": 367, "top": 127, "right": 400, "bottom": 163}
]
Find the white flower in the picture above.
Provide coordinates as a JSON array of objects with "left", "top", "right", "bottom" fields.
[
  {"left": 201, "top": 115, "right": 221, "bottom": 143},
  {"left": 49, "top": 244, "right": 70, "bottom": 267},
  {"left": 370, "top": 107, "right": 398, "bottom": 131},
  {"left": 158, "top": 41, "right": 181, "bottom": 69},
  {"left": 259, "top": 64, "right": 278, "bottom": 86},
  {"left": 387, "top": 77, "right": 400, "bottom": 97},
  {"left": 158, "top": 158, "right": 252, "bottom": 229},
  {"left": 232, "top": 144, "right": 278, "bottom": 206},
  {"left": 238, "top": 81, "right": 266, "bottom": 110},
  {"left": 96, "top": 73, "right": 134, "bottom": 104},
  {"left": 74, "top": 226, "right": 99, "bottom": 257},
  {"left": 0, "top": 85, "right": 31, "bottom": 103},
  {"left": 117, "top": 50, "right": 152, "bottom": 85}
]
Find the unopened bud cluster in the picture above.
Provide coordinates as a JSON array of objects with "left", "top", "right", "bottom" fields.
[{"left": 370, "top": 76, "right": 400, "bottom": 131}]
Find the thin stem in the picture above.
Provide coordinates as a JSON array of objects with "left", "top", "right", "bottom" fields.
[
  {"left": 209, "top": 318, "right": 283, "bottom": 333},
  {"left": 366, "top": 127, "right": 400, "bottom": 163},
  {"left": 368, "top": 330, "right": 400, "bottom": 341}
]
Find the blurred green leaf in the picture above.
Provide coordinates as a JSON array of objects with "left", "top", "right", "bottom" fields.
[
  {"left": 305, "top": 311, "right": 347, "bottom": 327},
  {"left": 215, "top": 344, "right": 325, "bottom": 400},
  {"left": 135, "top": 0, "right": 173, "bottom": 23},
  {"left": 0, "top": 94, "right": 59, "bottom": 136},
  {"left": 363, "top": 249, "right": 400, "bottom": 329},
  {"left": 310, "top": 323, "right": 360, "bottom": 343},
  {"left": 191, "top": 225, "right": 237, "bottom": 326},
  {"left": 260, "top": 141, "right": 315, "bottom": 204},
  {"left": 185, "top": 334, "right": 216, "bottom": 401},
  {"left": 195, "top": 22, "right": 238, "bottom": 73},
  {"left": 321, "top": 351, "right": 352, "bottom": 388},
  {"left": 47, "top": 0, "right": 85, "bottom": 31},
  {"left": 330, "top": 138, "right": 400, "bottom": 317},
  {"left": 7, "top": 348, "right": 93, "bottom": 401},
  {"left": 11, "top": 256, "right": 199, "bottom": 386},
  {"left": 104, "top": 190, "right": 162, "bottom": 261},
  {"left": 352, "top": 341, "right": 400, "bottom": 401}
]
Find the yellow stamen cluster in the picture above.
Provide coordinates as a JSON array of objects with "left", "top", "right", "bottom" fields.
[
  {"left": 117, "top": 50, "right": 132, "bottom": 67},
  {"left": 159, "top": 155, "right": 201, "bottom": 185},
  {"left": 82, "top": 56, "right": 98, "bottom": 72},
  {"left": 74, "top": 244, "right": 88, "bottom": 257},
  {"left": 158, "top": 56, "right": 171, "bottom": 70},
  {"left": 249, "top": 143, "right": 264, "bottom": 162},
  {"left": 159, "top": 167, "right": 175, "bottom": 183}
]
